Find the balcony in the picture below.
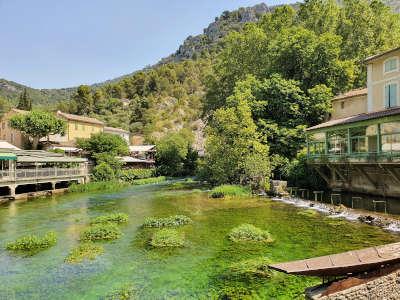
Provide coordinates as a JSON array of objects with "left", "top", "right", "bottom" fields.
[{"left": 0, "top": 167, "right": 87, "bottom": 183}]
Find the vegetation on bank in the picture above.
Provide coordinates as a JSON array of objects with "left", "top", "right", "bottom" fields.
[
  {"left": 150, "top": 228, "right": 185, "bottom": 248},
  {"left": 228, "top": 224, "right": 273, "bottom": 243},
  {"left": 69, "top": 181, "right": 129, "bottom": 193},
  {"left": 142, "top": 215, "right": 192, "bottom": 228},
  {"left": 119, "top": 168, "right": 155, "bottom": 182},
  {"left": 209, "top": 184, "right": 251, "bottom": 198},
  {"left": 131, "top": 176, "right": 166, "bottom": 185},
  {"left": 65, "top": 242, "right": 104, "bottom": 264},
  {"left": 5, "top": 231, "right": 57, "bottom": 253},
  {"left": 80, "top": 223, "right": 122, "bottom": 242}
]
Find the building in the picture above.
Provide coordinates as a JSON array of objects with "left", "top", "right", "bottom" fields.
[
  {"left": 104, "top": 126, "right": 130, "bottom": 144},
  {"left": 306, "top": 47, "right": 400, "bottom": 197},
  {"left": 52, "top": 111, "right": 104, "bottom": 145},
  {"left": 0, "top": 109, "right": 29, "bottom": 148},
  {"left": 0, "top": 149, "right": 88, "bottom": 197}
]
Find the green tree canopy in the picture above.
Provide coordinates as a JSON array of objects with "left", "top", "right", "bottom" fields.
[
  {"left": 71, "top": 85, "right": 93, "bottom": 115},
  {"left": 17, "top": 88, "right": 32, "bottom": 111},
  {"left": 77, "top": 132, "right": 129, "bottom": 157},
  {"left": 9, "top": 111, "right": 66, "bottom": 149}
]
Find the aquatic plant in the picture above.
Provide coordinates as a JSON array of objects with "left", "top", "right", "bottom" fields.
[
  {"left": 297, "top": 209, "right": 318, "bottom": 217},
  {"left": 69, "top": 181, "right": 129, "bottom": 193},
  {"left": 209, "top": 185, "right": 251, "bottom": 198},
  {"left": 65, "top": 242, "right": 104, "bottom": 264},
  {"left": 80, "top": 223, "right": 122, "bottom": 242},
  {"left": 5, "top": 231, "right": 57, "bottom": 253},
  {"left": 105, "top": 284, "right": 137, "bottom": 300},
  {"left": 131, "top": 176, "right": 166, "bottom": 185},
  {"left": 226, "top": 257, "right": 274, "bottom": 279},
  {"left": 150, "top": 229, "right": 185, "bottom": 248},
  {"left": 228, "top": 224, "right": 273, "bottom": 243},
  {"left": 142, "top": 215, "right": 192, "bottom": 228},
  {"left": 90, "top": 213, "right": 129, "bottom": 225}
]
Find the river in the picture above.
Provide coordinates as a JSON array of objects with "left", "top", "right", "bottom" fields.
[{"left": 0, "top": 182, "right": 399, "bottom": 299}]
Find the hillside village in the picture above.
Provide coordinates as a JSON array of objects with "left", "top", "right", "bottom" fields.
[{"left": 4, "top": 1, "right": 400, "bottom": 299}]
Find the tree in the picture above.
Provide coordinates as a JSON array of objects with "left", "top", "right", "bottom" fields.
[
  {"left": 203, "top": 97, "right": 271, "bottom": 190},
  {"left": 155, "top": 131, "right": 197, "bottom": 177},
  {"left": 77, "top": 132, "right": 129, "bottom": 157},
  {"left": 9, "top": 111, "right": 66, "bottom": 149},
  {"left": 17, "top": 88, "right": 32, "bottom": 111},
  {"left": 71, "top": 85, "right": 93, "bottom": 115}
]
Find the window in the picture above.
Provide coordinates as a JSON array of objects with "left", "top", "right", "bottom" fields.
[
  {"left": 384, "top": 57, "right": 398, "bottom": 73},
  {"left": 327, "top": 130, "right": 348, "bottom": 154},
  {"left": 381, "top": 122, "right": 400, "bottom": 152},
  {"left": 385, "top": 82, "right": 398, "bottom": 108}
]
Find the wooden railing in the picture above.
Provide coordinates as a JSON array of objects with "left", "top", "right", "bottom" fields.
[{"left": 0, "top": 167, "right": 87, "bottom": 182}]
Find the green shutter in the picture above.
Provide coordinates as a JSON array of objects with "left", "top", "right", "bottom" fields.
[{"left": 385, "top": 85, "right": 390, "bottom": 108}]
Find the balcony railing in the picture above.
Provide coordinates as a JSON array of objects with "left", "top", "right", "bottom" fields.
[
  {"left": 307, "top": 151, "right": 400, "bottom": 163},
  {"left": 0, "top": 167, "right": 87, "bottom": 182}
]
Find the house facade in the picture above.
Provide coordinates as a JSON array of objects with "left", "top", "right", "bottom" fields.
[
  {"left": 0, "top": 109, "right": 29, "bottom": 149},
  {"left": 104, "top": 126, "right": 130, "bottom": 144},
  {"left": 306, "top": 47, "right": 400, "bottom": 197}
]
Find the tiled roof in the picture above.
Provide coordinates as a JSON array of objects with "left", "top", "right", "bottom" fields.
[
  {"left": 57, "top": 111, "right": 104, "bottom": 125},
  {"left": 364, "top": 47, "right": 400, "bottom": 63},
  {"left": 129, "top": 145, "right": 156, "bottom": 152},
  {"left": 307, "top": 106, "right": 400, "bottom": 131},
  {"left": 333, "top": 88, "right": 367, "bottom": 101},
  {"left": 104, "top": 126, "right": 129, "bottom": 134}
]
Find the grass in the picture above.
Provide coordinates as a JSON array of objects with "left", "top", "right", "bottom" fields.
[
  {"left": 80, "top": 223, "right": 122, "bottom": 242},
  {"left": 69, "top": 181, "right": 129, "bottom": 193},
  {"left": 105, "top": 284, "right": 137, "bottom": 300},
  {"left": 150, "top": 228, "right": 185, "bottom": 248},
  {"left": 65, "top": 242, "right": 104, "bottom": 264},
  {"left": 228, "top": 224, "right": 274, "bottom": 243},
  {"left": 131, "top": 176, "right": 166, "bottom": 185},
  {"left": 90, "top": 213, "right": 129, "bottom": 225},
  {"left": 142, "top": 215, "right": 192, "bottom": 228},
  {"left": 5, "top": 231, "right": 57, "bottom": 253},
  {"left": 209, "top": 184, "right": 251, "bottom": 198},
  {"left": 297, "top": 209, "right": 318, "bottom": 217}
]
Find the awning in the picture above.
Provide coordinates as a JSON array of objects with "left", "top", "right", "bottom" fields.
[{"left": 0, "top": 153, "right": 17, "bottom": 160}]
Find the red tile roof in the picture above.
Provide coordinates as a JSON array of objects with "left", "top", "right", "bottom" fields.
[{"left": 333, "top": 88, "right": 367, "bottom": 101}]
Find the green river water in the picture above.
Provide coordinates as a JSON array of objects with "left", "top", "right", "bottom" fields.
[{"left": 0, "top": 182, "right": 399, "bottom": 299}]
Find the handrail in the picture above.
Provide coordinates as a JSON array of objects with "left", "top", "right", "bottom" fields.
[{"left": 0, "top": 167, "right": 87, "bottom": 182}]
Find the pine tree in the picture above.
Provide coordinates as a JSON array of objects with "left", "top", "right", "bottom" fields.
[{"left": 17, "top": 88, "right": 32, "bottom": 111}]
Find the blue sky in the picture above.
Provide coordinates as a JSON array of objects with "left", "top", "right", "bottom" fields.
[{"left": 0, "top": 0, "right": 297, "bottom": 89}]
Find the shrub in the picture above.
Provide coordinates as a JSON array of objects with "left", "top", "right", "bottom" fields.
[
  {"left": 131, "top": 176, "right": 166, "bottom": 185},
  {"left": 93, "top": 163, "right": 115, "bottom": 182},
  {"left": 105, "top": 284, "right": 136, "bottom": 300},
  {"left": 142, "top": 215, "right": 192, "bottom": 228},
  {"left": 226, "top": 257, "right": 274, "bottom": 279},
  {"left": 6, "top": 231, "right": 57, "bottom": 253},
  {"left": 69, "top": 181, "right": 129, "bottom": 193},
  {"left": 119, "top": 169, "right": 156, "bottom": 182},
  {"left": 80, "top": 223, "right": 122, "bottom": 242},
  {"left": 65, "top": 242, "right": 104, "bottom": 264},
  {"left": 150, "top": 229, "right": 185, "bottom": 248},
  {"left": 209, "top": 184, "right": 251, "bottom": 198},
  {"left": 91, "top": 213, "right": 129, "bottom": 225},
  {"left": 228, "top": 224, "right": 273, "bottom": 243}
]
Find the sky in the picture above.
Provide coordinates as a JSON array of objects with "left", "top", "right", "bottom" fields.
[{"left": 0, "top": 0, "right": 297, "bottom": 89}]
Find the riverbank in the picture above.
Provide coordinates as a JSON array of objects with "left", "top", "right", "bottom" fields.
[{"left": 271, "top": 196, "right": 400, "bottom": 233}]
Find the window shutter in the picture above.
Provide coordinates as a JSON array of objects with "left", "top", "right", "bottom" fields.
[
  {"left": 391, "top": 83, "right": 398, "bottom": 107},
  {"left": 385, "top": 85, "right": 390, "bottom": 108}
]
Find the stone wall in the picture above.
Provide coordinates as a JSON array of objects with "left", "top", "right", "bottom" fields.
[{"left": 306, "top": 267, "right": 400, "bottom": 300}]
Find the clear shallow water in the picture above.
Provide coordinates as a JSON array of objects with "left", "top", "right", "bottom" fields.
[{"left": 0, "top": 183, "right": 399, "bottom": 299}]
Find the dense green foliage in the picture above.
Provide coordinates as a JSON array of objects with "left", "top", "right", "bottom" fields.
[
  {"left": 105, "top": 284, "right": 137, "bottom": 300},
  {"left": 130, "top": 176, "right": 166, "bottom": 185},
  {"left": 209, "top": 184, "right": 251, "bottom": 198},
  {"left": 65, "top": 242, "right": 104, "bottom": 264},
  {"left": 228, "top": 224, "right": 273, "bottom": 243},
  {"left": 225, "top": 257, "right": 274, "bottom": 279},
  {"left": 16, "top": 89, "right": 32, "bottom": 111},
  {"left": 9, "top": 111, "right": 66, "bottom": 149},
  {"left": 5, "top": 231, "right": 57, "bottom": 253},
  {"left": 142, "top": 215, "right": 192, "bottom": 228},
  {"left": 150, "top": 228, "right": 185, "bottom": 248},
  {"left": 155, "top": 130, "right": 198, "bottom": 176},
  {"left": 80, "top": 223, "right": 122, "bottom": 242},
  {"left": 90, "top": 213, "right": 129, "bottom": 225},
  {"left": 119, "top": 168, "right": 155, "bottom": 182}
]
